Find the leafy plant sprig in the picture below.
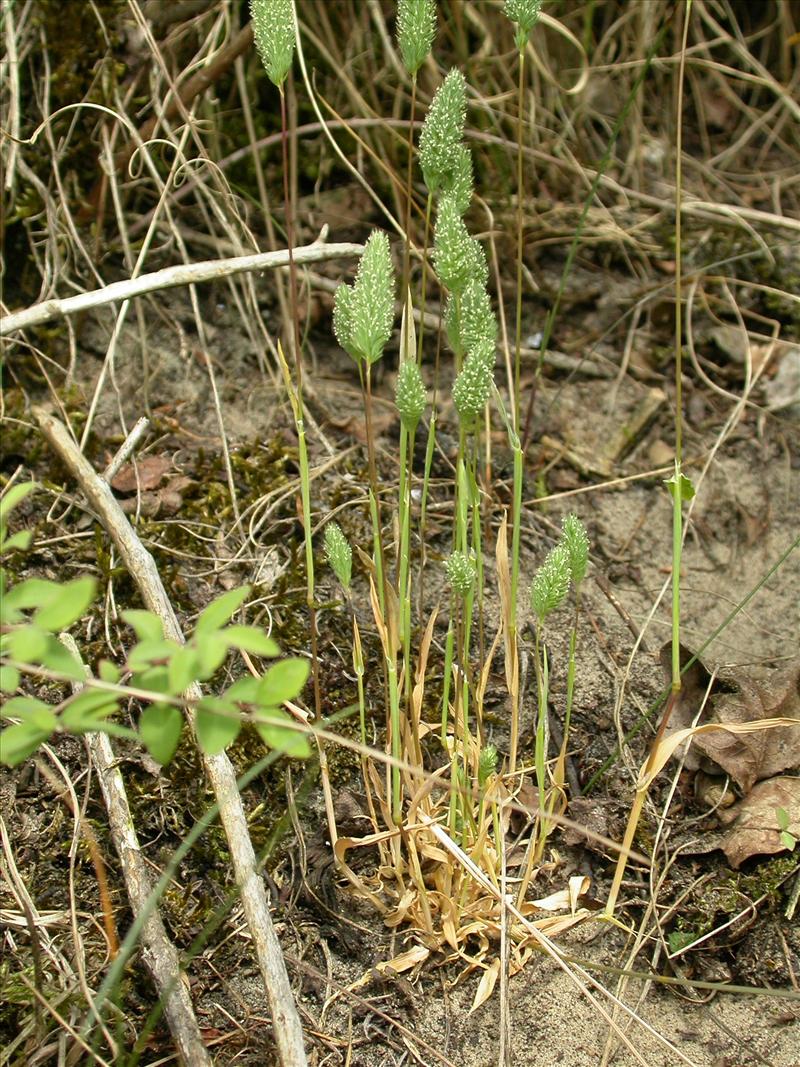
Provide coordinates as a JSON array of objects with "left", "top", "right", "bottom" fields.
[{"left": 1, "top": 485, "right": 310, "bottom": 767}]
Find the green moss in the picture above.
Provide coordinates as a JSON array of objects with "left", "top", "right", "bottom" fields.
[{"left": 668, "top": 854, "right": 796, "bottom": 953}]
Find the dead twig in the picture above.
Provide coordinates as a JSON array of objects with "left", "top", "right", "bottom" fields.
[
  {"left": 33, "top": 406, "right": 308, "bottom": 1067},
  {"left": 58, "top": 630, "right": 213, "bottom": 1067},
  {"left": 1, "top": 241, "right": 363, "bottom": 336}
]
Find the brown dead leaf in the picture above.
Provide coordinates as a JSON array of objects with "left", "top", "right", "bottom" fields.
[
  {"left": 469, "top": 958, "right": 500, "bottom": 1015},
  {"left": 661, "top": 645, "right": 800, "bottom": 792},
  {"left": 717, "top": 776, "right": 800, "bottom": 868},
  {"left": 111, "top": 454, "right": 172, "bottom": 493}
]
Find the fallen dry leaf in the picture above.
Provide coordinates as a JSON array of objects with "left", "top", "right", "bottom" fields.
[
  {"left": 111, "top": 454, "right": 172, "bottom": 493},
  {"left": 661, "top": 645, "right": 800, "bottom": 792},
  {"left": 717, "top": 776, "right": 800, "bottom": 868}
]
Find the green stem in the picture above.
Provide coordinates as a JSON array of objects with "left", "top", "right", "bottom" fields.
[{"left": 514, "top": 50, "right": 526, "bottom": 433}]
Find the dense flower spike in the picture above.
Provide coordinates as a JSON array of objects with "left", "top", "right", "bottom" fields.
[
  {"left": 324, "top": 522, "right": 352, "bottom": 590},
  {"left": 396, "top": 0, "right": 436, "bottom": 76},
  {"left": 505, "top": 0, "right": 543, "bottom": 50},
  {"left": 561, "top": 513, "right": 589, "bottom": 585},
  {"left": 434, "top": 194, "right": 487, "bottom": 295},
  {"left": 250, "top": 0, "right": 295, "bottom": 88},
  {"left": 453, "top": 346, "right": 494, "bottom": 427},
  {"left": 531, "top": 542, "right": 571, "bottom": 624},
  {"left": 419, "top": 68, "right": 467, "bottom": 195},
  {"left": 445, "top": 550, "right": 476, "bottom": 597},
  {"left": 445, "top": 278, "right": 497, "bottom": 356},
  {"left": 449, "top": 144, "right": 474, "bottom": 215},
  {"left": 395, "top": 360, "right": 427, "bottom": 432},
  {"left": 333, "top": 232, "right": 395, "bottom": 365},
  {"left": 478, "top": 743, "right": 498, "bottom": 786}
]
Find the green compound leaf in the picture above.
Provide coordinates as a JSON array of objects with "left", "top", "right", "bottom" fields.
[
  {"left": 0, "top": 720, "right": 54, "bottom": 766},
  {"left": 2, "top": 695, "right": 55, "bottom": 727},
  {"left": 32, "top": 576, "right": 96, "bottom": 632},
  {"left": 122, "top": 610, "right": 164, "bottom": 643},
  {"left": 253, "top": 706, "right": 311, "bottom": 758},
  {"left": 250, "top": 0, "right": 295, "bottom": 88},
  {"left": 196, "top": 697, "right": 242, "bottom": 755},
  {"left": 131, "top": 666, "right": 171, "bottom": 696},
  {"left": 222, "top": 625, "right": 280, "bottom": 658},
  {"left": 139, "top": 703, "right": 184, "bottom": 766},
  {"left": 224, "top": 675, "right": 261, "bottom": 704},
  {"left": 195, "top": 585, "right": 252, "bottom": 635},
  {"left": 256, "top": 657, "right": 310, "bottom": 706},
  {"left": 324, "top": 523, "right": 353, "bottom": 590},
  {"left": 60, "top": 690, "right": 119, "bottom": 733},
  {"left": 396, "top": 0, "right": 436, "bottom": 76}
]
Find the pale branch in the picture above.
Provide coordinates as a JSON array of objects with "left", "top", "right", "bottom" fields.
[
  {"left": 59, "top": 633, "right": 212, "bottom": 1067},
  {"left": 34, "top": 406, "right": 309, "bottom": 1067},
  {"left": 1, "top": 241, "right": 363, "bottom": 336}
]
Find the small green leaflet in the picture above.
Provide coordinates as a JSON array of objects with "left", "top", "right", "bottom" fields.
[
  {"left": 195, "top": 586, "right": 251, "bottom": 635},
  {"left": 122, "top": 610, "right": 164, "bottom": 643},
  {"left": 32, "top": 576, "right": 96, "bottom": 631},
  {"left": 256, "top": 658, "right": 310, "bottom": 706},
  {"left": 195, "top": 697, "right": 241, "bottom": 754},
  {"left": 139, "top": 703, "right": 184, "bottom": 766},
  {"left": 665, "top": 472, "right": 695, "bottom": 502},
  {"left": 253, "top": 707, "right": 311, "bottom": 758}
]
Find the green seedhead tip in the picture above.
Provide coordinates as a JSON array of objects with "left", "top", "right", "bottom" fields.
[
  {"left": 395, "top": 360, "right": 427, "bottom": 432},
  {"left": 445, "top": 549, "right": 476, "bottom": 598},
  {"left": 505, "top": 0, "right": 543, "bottom": 50},
  {"left": 250, "top": 0, "right": 295, "bottom": 88},
  {"left": 561, "top": 513, "right": 589, "bottom": 585},
  {"left": 324, "top": 522, "right": 352, "bottom": 590},
  {"left": 419, "top": 68, "right": 467, "bottom": 195},
  {"left": 531, "top": 541, "right": 570, "bottom": 623},
  {"left": 397, "top": 0, "right": 436, "bottom": 76}
]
